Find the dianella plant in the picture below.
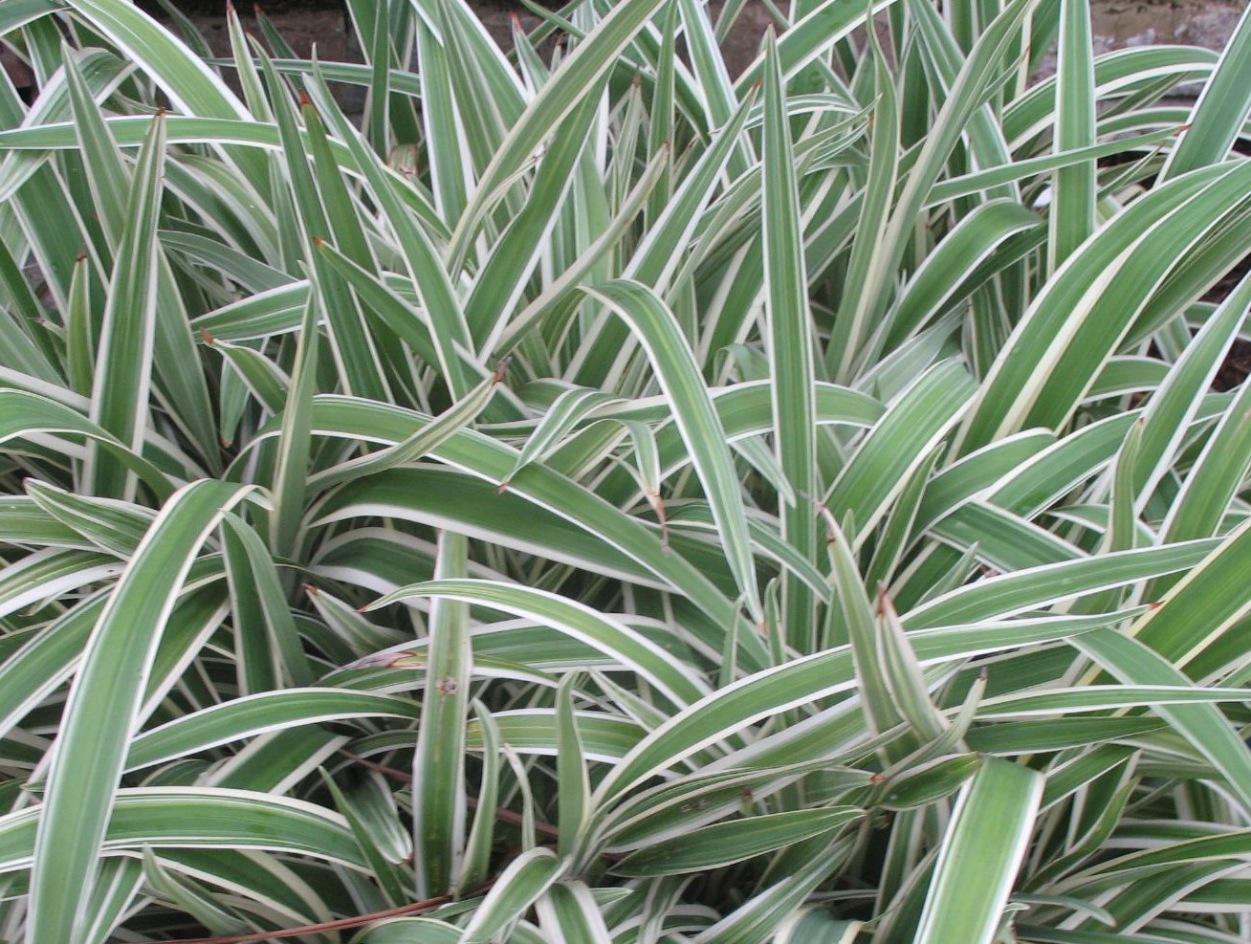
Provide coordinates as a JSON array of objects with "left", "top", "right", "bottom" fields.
[{"left": 3, "top": 0, "right": 1251, "bottom": 940}]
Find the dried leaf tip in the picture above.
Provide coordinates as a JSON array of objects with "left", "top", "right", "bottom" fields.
[
  {"left": 875, "top": 586, "right": 897, "bottom": 619},
  {"left": 492, "top": 356, "right": 512, "bottom": 384},
  {"left": 199, "top": 328, "right": 217, "bottom": 346},
  {"left": 298, "top": 89, "right": 313, "bottom": 108}
]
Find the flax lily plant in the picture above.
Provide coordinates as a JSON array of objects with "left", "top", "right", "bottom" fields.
[{"left": 3, "top": 0, "right": 1251, "bottom": 940}]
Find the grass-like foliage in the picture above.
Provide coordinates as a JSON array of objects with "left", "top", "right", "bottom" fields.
[{"left": 3, "top": 0, "right": 1251, "bottom": 940}]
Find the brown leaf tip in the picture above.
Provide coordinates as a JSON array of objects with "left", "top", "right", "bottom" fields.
[{"left": 492, "top": 356, "right": 512, "bottom": 384}]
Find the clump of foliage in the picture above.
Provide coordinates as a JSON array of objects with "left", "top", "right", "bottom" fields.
[{"left": 3, "top": 0, "right": 1251, "bottom": 940}]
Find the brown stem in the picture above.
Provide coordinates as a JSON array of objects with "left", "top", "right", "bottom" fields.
[{"left": 172, "top": 883, "right": 491, "bottom": 944}]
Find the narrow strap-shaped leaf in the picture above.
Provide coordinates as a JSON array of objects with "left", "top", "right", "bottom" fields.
[
  {"left": 415, "top": 13, "right": 469, "bottom": 223},
  {"left": 582, "top": 280, "right": 763, "bottom": 621},
  {"left": 626, "top": 90, "right": 756, "bottom": 292},
  {"left": 876, "top": 592, "right": 949, "bottom": 742},
  {"left": 220, "top": 514, "right": 313, "bottom": 687},
  {"left": 268, "top": 293, "right": 318, "bottom": 556},
  {"left": 762, "top": 31, "right": 819, "bottom": 652},
  {"left": 924, "top": 127, "right": 1181, "bottom": 207},
  {"left": 310, "top": 366, "right": 502, "bottom": 491},
  {"left": 465, "top": 89, "right": 600, "bottom": 349},
  {"left": 1049, "top": 0, "right": 1097, "bottom": 269},
  {"left": 1130, "top": 518, "right": 1251, "bottom": 673},
  {"left": 957, "top": 162, "right": 1232, "bottom": 452},
  {"left": 412, "top": 531, "right": 471, "bottom": 898},
  {"left": 458, "top": 847, "right": 564, "bottom": 944},
  {"left": 536, "top": 881, "right": 613, "bottom": 944},
  {"left": 62, "top": 50, "right": 218, "bottom": 463},
  {"left": 1132, "top": 269, "right": 1251, "bottom": 510},
  {"left": 505, "top": 388, "right": 620, "bottom": 485},
  {"left": 319, "top": 771, "right": 410, "bottom": 907},
  {"left": 83, "top": 113, "right": 164, "bottom": 500},
  {"left": 369, "top": 579, "right": 709, "bottom": 708},
  {"left": 125, "top": 689, "right": 419, "bottom": 771},
  {"left": 733, "top": 0, "right": 895, "bottom": 92},
  {"left": 913, "top": 758, "right": 1042, "bottom": 944},
  {"left": 1074, "top": 627, "right": 1251, "bottom": 815},
  {"left": 79, "top": 857, "right": 144, "bottom": 944},
  {"left": 141, "top": 847, "right": 249, "bottom": 936},
  {"left": 457, "top": 700, "right": 500, "bottom": 893},
  {"left": 446, "top": 0, "right": 668, "bottom": 267},
  {"left": 61, "top": 0, "right": 248, "bottom": 120},
  {"left": 0, "top": 393, "right": 175, "bottom": 503},
  {"left": 568, "top": 95, "right": 756, "bottom": 386},
  {"left": 825, "top": 516, "right": 900, "bottom": 735},
  {"left": 556, "top": 674, "right": 591, "bottom": 859},
  {"left": 883, "top": 200, "right": 1041, "bottom": 353},
  {"left": 259, "top": 50, "right": 391, "bottom": 402},
  {"left": 693, "top": 834, "right": 851, "bottom": 942},
  {"left": 28, "top": 480, "right": 253, "bottom": 943},
  {"left": 203, "top": 334, "right": 290, "bottom": 414},
  {"left": 614, "top": 808, "right": 861, "bottom": 877},
  {"left": 60, "top": 0, "right": 266, "bottom": 192},
  {"left": 1162, "top": 3, "right": 1251, "bottom": 178},
  {"left": 826, "top": 27, "right": 899, "bottom": 380},
  {"left": 833, "top": 0, "right": 1037, "bottom": 354},
  {"left": 497, "top": 148, "right": 667, "bottom": 357},
  {"left": 824, "top": 360, "right": 976, "bottom": 545},
  {"left": 8, "top": 787, "right": 364, "bottom": 874},
  {"left": 24, "top": 479, "right": 151, "bottom": 557},
  {"left": 0, "top": 595, "right": 104, "bottom": 746},
  {"left": 905, "top": 540, "right": 1219, "bottom": 628},
  {"left": 305, "top": 63, "right": 476, "bottom": 399},
  {"left": 592, "top": 611, "right": 1126, "bottom": 806},
  {"left": 1162, "top": 374, "right": 1251, "bottom": 544},
  {"left": 677, "top": 0, "right": 748, "bottom": 174}
]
